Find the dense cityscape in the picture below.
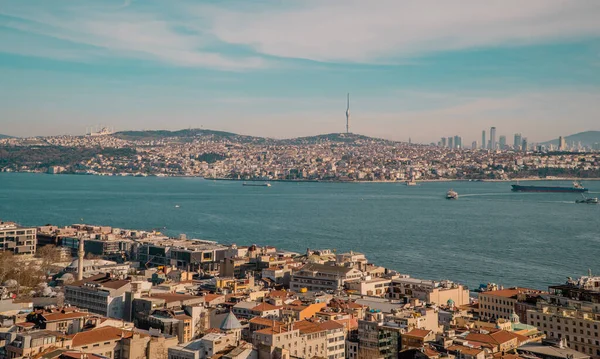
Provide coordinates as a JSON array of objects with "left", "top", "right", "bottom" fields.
[
  {"left": 0, "top": 219, "right": 599, "bottom": 359},
  {"left": 1, "top": 128, "right": 600, "bottom": 181}
]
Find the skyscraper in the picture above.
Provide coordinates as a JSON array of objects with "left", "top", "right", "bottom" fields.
[
  {"left": 522, "top": 138, "right": 528, "bottom": 152},
  {"left": 471, "top": 141, "right": 477, "bottom": 149},
  {"left": 490, "top": 127, "right": 497, "bottom": 150},
  {"left": 481, "top": 131, "right": 486, "bottom": 150},
  {"left": 441, "top": 137, "right": 447, "bottom": 148},
  {"left": 345, "top": 93, "right": 350, "bottom": 134},
  {"left": 453, "top": 135, "right": 461, "bottom": 149},
  {"left": 513, "top": 133, "right": 522, "bottom": 150},
  {"left": 499, "top": 135, "right": 506, "bottom": 149},
  {"left": 559, "top": 136, "right": 566, "bottom": 151},
  {"left": 448, "top": 137, "right": 454, "bottom": 149}
]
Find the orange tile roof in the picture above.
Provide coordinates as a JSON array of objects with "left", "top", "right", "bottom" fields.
[
  {"left": 317, "top": 320, "right": 344, "bottom": 331},
  {"left": 42, "top": 312, "right": 90, "bottom": 322},
  {"left": 204, "top": 294, "right": 224, "bottom": 302},
  {"left": 292, "top": 320, "right": 325, "bottom": 334},
  {"left": 72, "top": 326, "right": 146, "bottom": 347},
  {"left": 251, "top": 303, "right": 280, "bottom": 312},
  {"left": 447, "top": 345, "right": 484, "bottom": 356},
  {"left": 480, "top": 288, "right": 542, "bottom": 298}
]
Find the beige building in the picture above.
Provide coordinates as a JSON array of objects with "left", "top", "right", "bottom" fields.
[
  {"left": 252, "top": 320, "right": 330, "bottom": 359},
  {"left": 478, "top": 287, "right": 543, "bottom": 321},
  {"left": 0, "top": 221, "right": 36, "bottom": 256},
  {"left": 290, "top": 263, "right": 363, "bottom": 292},
  {"left": 5, "top": 330, "right": 72, "bottom": 358},
  {"left": 526, "top": 283, "right": 600, "bottom": 359},
  {"left": 388, "top": 278, "right": 469, "bottom": 306},
  {"left": 346, "top": 277, "right": 391, "bottom": 297}
]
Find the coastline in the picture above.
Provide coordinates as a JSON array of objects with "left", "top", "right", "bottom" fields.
[{"left": 3, "top": 171, "right": 600, "bottom": 183}]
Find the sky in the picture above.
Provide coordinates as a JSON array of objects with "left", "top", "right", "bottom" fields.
[{"left": 1, "top": 0, "right": 600, "bottom": 143}]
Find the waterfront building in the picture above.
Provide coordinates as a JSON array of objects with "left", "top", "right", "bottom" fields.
[
  {"left": 478, "top": 287, "right": 544, "bottom": 322},
  {"left": 388, "top": 278, "right": 470, "bottom": 306},
  {"left": 0, "top": 221, "right": 36, "bottom": 256},
  {"left": 526, "top": 275, "right": 600, "bottom": 359},
  {"left": 64, "top": 273, "right": 131, "bottom": 319},
  {"left": 290, "top": 262, "right": 363, "bottom": 292},
  {"left": 135, "top": 238, "right": 228, "bottom": 273}
]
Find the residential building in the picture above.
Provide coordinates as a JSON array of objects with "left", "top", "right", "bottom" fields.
[
  {"left": 0, "top": 221, "right": 36, "bottom": 256},
  {"left": 64, "top": 273, "right": 131, "bottom": 319},
  {"left": 290, "top": 263, "right": 363, "bottom": 292},
  {"left": 388, "top": 278, "right": 470, "bottom": 306},
  {"left": 479, "top": 287, "right": 544, "bottom": 321}
]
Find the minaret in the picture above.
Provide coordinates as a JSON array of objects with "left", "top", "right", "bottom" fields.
[
  {"left": 345, "top": 93, "right": 350, "bottom": 134},
  {"left": 77, "top": 238, "right": 85, "bottom": 281}
]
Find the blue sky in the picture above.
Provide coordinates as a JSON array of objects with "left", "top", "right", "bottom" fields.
[{"left": 1, "top": 0, "right": 600, "bottom": 143}]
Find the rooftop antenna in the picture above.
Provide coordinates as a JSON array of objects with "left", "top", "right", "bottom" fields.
[{"left": 345, "top": 93, "right": 350, "bottom": 134}]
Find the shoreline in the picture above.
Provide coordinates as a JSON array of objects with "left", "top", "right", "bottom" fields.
[{"left": 3, "top": 171, "right": 600, "bottom": 182}]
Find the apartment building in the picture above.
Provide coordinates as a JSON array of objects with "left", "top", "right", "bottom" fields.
[
  {"left": 388, "top": 277, "right": 470, "bottom": 306},
  {"left": 0, "top": 221, "right": 36, "bottom": 256},
  {"left": 290, "top": 263, "right": 363, "bottom": 292},
  {"left": 64, "top": 273, "right": 131, "bottom": 319},
  {"left": 479, "top": 287, "right": 544, "bottom": 321},
  {"left": 135, "top": 238, "right": 228, "bottom": 273},
  {"left": 526, "top": 280, "right": 600, "bottom": 359}
]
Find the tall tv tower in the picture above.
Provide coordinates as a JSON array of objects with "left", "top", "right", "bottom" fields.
[{"left": 345, "top": 93, "right": 350, "bottom": 134}]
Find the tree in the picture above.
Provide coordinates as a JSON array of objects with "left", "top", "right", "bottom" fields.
[
  {"left": 36, "top": 245, "right": 62, "bottom": 274},
  {"left": 0, "top": 251, "right": 14, "bottom": 284}
]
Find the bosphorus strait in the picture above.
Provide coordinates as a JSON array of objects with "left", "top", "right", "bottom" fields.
[{"left": 1, "top": 173, "right": 598, "bottom": 290}]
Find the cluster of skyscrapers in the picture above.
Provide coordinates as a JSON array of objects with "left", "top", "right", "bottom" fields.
[{"left": 439, "top": 127, "right": 528, "bottom": 151}]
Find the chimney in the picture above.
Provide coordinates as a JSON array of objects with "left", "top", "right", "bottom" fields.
[{"left": 77, "top": 237, "right": 85, "bottom": 281}]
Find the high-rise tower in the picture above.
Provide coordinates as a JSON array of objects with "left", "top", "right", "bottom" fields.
[
  {"left": 481, "top": 130, "right": 486, "bottom": 150},
  {"left": 490, "top": 127, "right": 497, "bottom": 150},
  {"left": 345, "top": 93, "right": 350, "bottom": 134}
]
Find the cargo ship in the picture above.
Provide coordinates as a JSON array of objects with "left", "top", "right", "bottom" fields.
[
  {"left": 243, "top": 182, "right": 271, "bottom": 187},
  {"left": 511, "top": 181, "right": 588, "bottom": 193}
]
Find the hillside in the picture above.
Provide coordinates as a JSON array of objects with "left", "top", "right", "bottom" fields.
[
  {"left": 282, "top": 132, "right": 397, "bottom": 145},
  {"left": 0, "top": 134, "right": 13, "bottom": 139},
  {"left": 112, "top": 129, "right": 395, "bottom": 145},
  {"left": 113, "top": 129, "right": 268, "bottom": 144},
  {"left": 542, "top": 131, "right": 600, "bottom": 147}
]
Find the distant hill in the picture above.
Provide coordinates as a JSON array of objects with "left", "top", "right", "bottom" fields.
[
  {"left": 113, "top": 129, "right": 396, "bottom": 145},
  {"left": 542, "top": 131, "right": 600, "bottom": 147},
  {"left": 0, "top": 134, "right": 13, "bottom": 139},
  {"left": 113, "top": 129, "right": 269, "bottom": 144},
  {"left": 282, "top": 132, "right": 397, "bottom": 145}
]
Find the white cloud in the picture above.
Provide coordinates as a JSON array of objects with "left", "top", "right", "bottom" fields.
[
  {"left": 0, "top": 2, "right": 265, "bottom": 70},
  {"left": 202, "top": 0, "right": 600, "bottom": 63}
]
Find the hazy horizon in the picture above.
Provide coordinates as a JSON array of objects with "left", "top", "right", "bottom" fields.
[{"left": 2, "top": 0, "right": 600, "bottom": 143}]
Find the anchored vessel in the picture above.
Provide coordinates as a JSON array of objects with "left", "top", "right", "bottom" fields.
[
  {"left": 446, "top": 189, "right": 458, "bottom": 200},
  {"left": 511, "top": 181, "right": 588, "bottom": 193},
  {"left": 243, "top": 182, "right": 271, "bottom": 187}
]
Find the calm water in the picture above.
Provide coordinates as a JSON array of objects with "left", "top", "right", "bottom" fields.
[{"left": 1, "top": 173, "right": 599, "bottom": 290}]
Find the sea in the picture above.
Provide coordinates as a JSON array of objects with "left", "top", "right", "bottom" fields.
[{"left": 1, "top": 173, "right": 599, "bottom": 291}]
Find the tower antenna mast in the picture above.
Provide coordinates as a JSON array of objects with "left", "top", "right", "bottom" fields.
[{"left": 346, "top": 93, "right": 350, "bottom": 134}]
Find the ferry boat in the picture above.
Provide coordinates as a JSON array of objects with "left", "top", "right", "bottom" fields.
[
  {"left": 243, "top": 182, "right": 271, "bottom": 187},
  {"left": 511, "top": 181, "right": 588, "bottom": 193},
  {"left": 446, "top": 189, "right": 458, "bottom": 200},
  {"left": 405, "top": 180, "right": 417, "bottom": 186}
]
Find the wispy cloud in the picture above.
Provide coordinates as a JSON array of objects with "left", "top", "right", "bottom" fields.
[
  {"left": 0, "top": 1, "right": 265, "bottom": 70},
  {"left": 200, "top": 0, "right": 600, "bottom": 63}
]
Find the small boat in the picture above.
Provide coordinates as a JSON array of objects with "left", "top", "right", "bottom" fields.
[
  {"left": 575, "top": 194, "right": 598, "bottom": 204},
  {"left": 175, "top": 205, "right": 180, "bottom": 208},
  {"left": 446, "top": 189, "right": 458, "bottom": 200},
  {"left": 243, "top": 182, "right": 271, "bottom": 187},
  {"left": 405, "top": 180, "right": 417, "bottom": 186}
]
